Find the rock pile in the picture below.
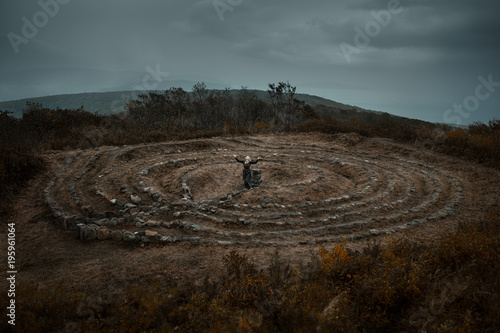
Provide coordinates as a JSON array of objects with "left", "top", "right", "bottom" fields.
[{"left": 252, "top": 169, "right": 262, "bottom": 187}]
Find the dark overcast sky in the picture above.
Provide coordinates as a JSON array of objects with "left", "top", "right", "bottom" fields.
[{"left": 1, "top": 0, "right": 499, "bottom": 125}]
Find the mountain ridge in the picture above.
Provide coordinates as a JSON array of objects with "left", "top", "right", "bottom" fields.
[{"left": 0, "top": 89, "right": 376, "bottom": 119}]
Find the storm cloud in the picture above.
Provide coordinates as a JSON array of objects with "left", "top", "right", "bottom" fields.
[{"left": 1, "top": 0, "right": 499, "bottom": 124}]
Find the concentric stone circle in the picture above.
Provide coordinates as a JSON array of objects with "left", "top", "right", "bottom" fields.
[{"left": 43, "top": 136, "right": 463, "bottom": 247}]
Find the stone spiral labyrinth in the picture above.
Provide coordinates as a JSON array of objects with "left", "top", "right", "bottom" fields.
[{"left": 43, "top": 136, "right": 463, "bottom": 247}]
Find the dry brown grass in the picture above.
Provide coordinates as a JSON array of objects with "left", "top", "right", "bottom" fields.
[{"left": 2, "top": 215, "right": 497, "bottom": 332}]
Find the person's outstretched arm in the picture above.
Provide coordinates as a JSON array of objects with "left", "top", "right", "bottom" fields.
[
  {"left": 251, "top": 156, "right": 262, "bottom": 164},
  {"left": 234, "top": 154, "right": 244, "bottom": 163}
]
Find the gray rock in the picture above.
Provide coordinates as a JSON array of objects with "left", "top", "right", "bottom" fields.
[
  {"left": 146, "top": 221, "right": 158, "bottom": 227},
  {"left": 123, "top": 231, "right": 135, "bottom": 242},
  {"left": 260, "top": 197, "right": 274, "bottom": 204},
  {"left": 182, "top": 185, "right": 193, "bottom": 200},
  {"left": 145, "top": 230, "right": 158, "bottom": 238},
  {"left": 111, "top": 230, "right": 123, "bottom": 241},
  {"left": 139, "top": 206, "right": 152, "bottom": 213},
  {"left": 58, "top": 216, "right": 68, "bottom": 230},
  {"left": 75, "top": 216, "right": 86, "bottom": 224},
  {"left": 130, "top": 194, "right": 142, "bottom": 204},
  {"left": 106, "top": 218, "right": 118, "bottom": 227},
  {"left": 84, "top": 227, "right": 97, "bottom": 241},
  {"left": 52, "top": 210, "right": 64, "bottom": 219},
  {"left": 75, "top": 223, "right": 85, "bottom": 240},
  {"left": 171, "top": 200, "right": 188, "bottom": 207},
  {"left": 96, "top": 218, "right": 110, "bottom": 226},
  {"left": 97, "top": 227, "right": 111, "bottom": 240}
]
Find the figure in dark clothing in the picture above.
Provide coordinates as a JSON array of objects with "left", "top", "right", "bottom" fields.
[{"left": 234, "top": 154, "right": 262, "bottom": 189}]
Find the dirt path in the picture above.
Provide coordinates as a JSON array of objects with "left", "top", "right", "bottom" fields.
[{"left": 3, "top": 133, "right": 500, "bottom": 293}]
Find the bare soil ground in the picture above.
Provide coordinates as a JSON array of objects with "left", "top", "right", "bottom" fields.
[{"left": 2, "top": 133, "right": 500, "bottom": 295}]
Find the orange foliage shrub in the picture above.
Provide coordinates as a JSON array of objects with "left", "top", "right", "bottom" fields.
[{"left": 442, "top": 119, "right": 500, "bottom": 166}]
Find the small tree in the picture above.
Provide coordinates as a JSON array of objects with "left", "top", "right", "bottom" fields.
[
  {"left": 191, "top": 82, "right": 209, "bottom": 130},
  {"left": 236, "top": 87, "right": 272, "bottom": 128},
  {"left": 267, "top": 81, "right": 305, "bottom": 131},
  {"left": 125, "top": 92, "right": 172, "bottom": 133},
  {"left": 167, "top": 87, "right": 191, "bottom": 130}
]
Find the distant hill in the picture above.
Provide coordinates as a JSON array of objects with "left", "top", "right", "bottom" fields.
[
  {"left": 0, "top": 88, "right": 446, "bottom": 130},
  {"left": 0, "top": 67, "right": 232, "bottom": 102},
  {"left": 0, "top": 89, "right": 377, "bottom": 119},
  {"left": 0, "top": 91, "right": 138, "bottom": 117}
]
